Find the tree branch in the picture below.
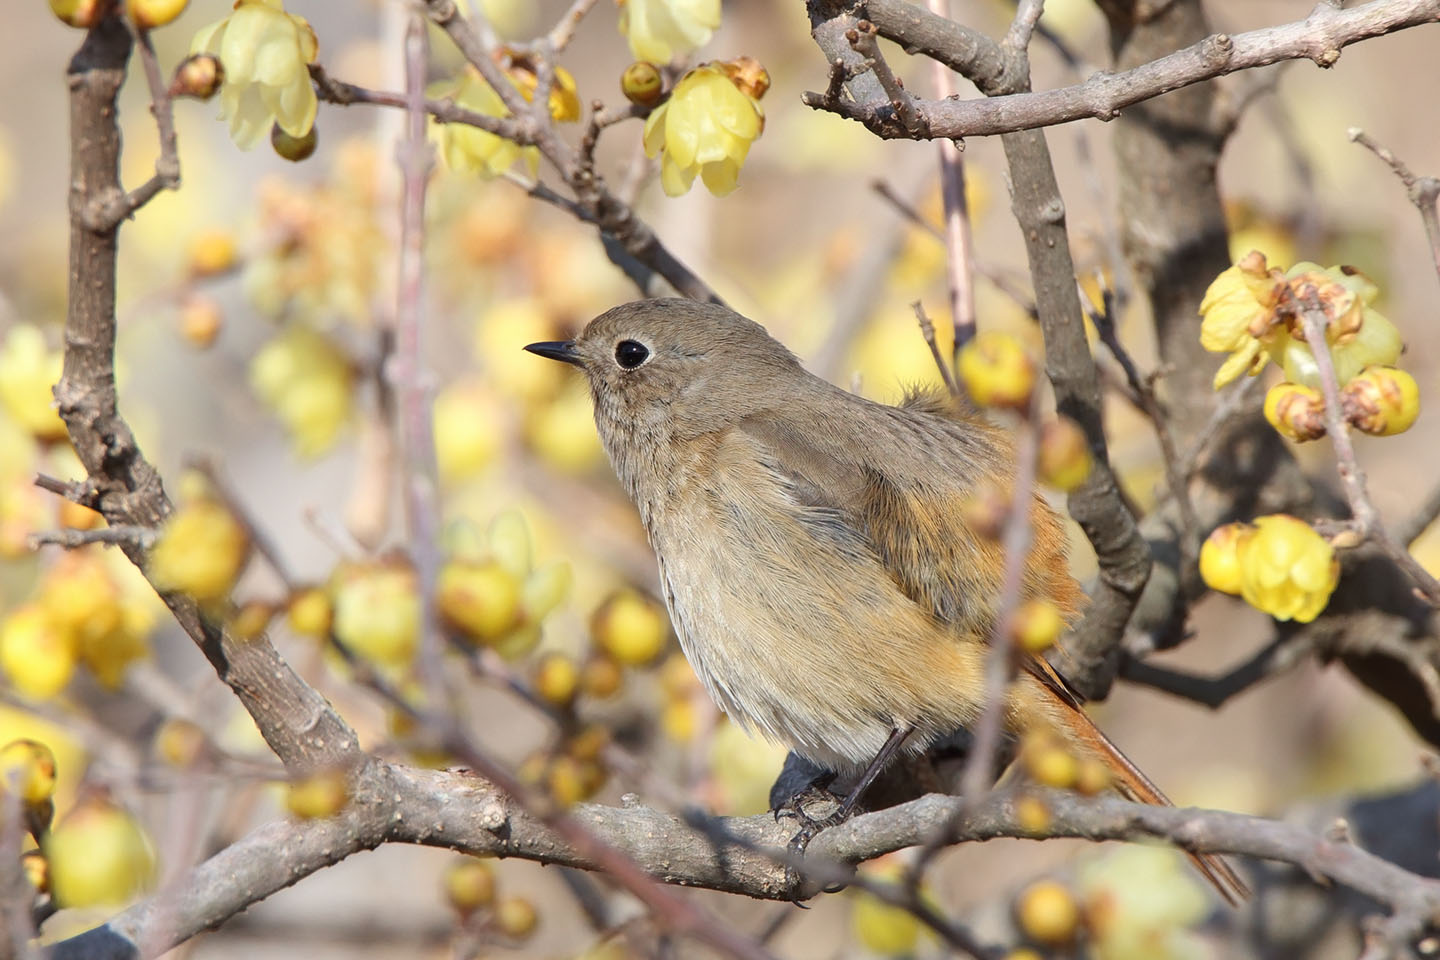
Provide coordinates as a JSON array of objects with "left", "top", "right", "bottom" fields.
[
  {"left": 805, "top": 0, "right": 1440, "bottom": 140},
  {"left": 57, "top": 12, "right": 361, "bottom": 774},
  {"left": 50, "top": 772, "right": 1440, "bottom": 960}
]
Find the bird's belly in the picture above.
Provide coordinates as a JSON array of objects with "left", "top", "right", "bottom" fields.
[{"left": 654, "top": 537, "right": 986, "bottom": 774}]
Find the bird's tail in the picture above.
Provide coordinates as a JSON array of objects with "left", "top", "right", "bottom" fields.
[{"left": 1042, "top": 685, "right": 1251, "bottom": 907}]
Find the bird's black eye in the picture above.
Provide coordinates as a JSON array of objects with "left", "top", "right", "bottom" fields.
[{"left": 615, "top": 339, "right": 650, "bottom": 369}]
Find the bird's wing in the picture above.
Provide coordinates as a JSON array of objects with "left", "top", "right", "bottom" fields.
[{"left": 734, "top": 390, "right": 1082, "bottom": 638}]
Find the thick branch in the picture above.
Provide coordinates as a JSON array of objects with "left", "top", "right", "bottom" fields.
[
  {"left": 57, "top": 14, "right": 361, "bottom": 773},
  {"left": 50, "top": 771, "right": 1440, "bottom": 960},
  {"left": 807, "top": 0, "right": 1440, "bottom": 139}
]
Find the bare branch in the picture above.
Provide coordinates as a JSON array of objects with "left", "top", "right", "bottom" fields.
[
  {"left": 58, "top": 11, "right": 361, "bottom": 774},
  {"left": 1350, "top": 127, "right": 1440, "bottom": 291},
  {"left": 28, "top": 525, "right": 156, "bottom": 551},
  {"left": 807, "top": 0, "right": 1440, "bottom": 140},
  {"left": 82, "top": 22, "right": 179, "bottom": 231},
  {"left": 50, "top": 773, "right": 1440, "bottom": 960},
  {"left": 1292, "top": 289, "right": 1440, "bottom": 605}
]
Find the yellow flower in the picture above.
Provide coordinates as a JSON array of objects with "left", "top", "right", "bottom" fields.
[
  {"left": 435, "top": 67, "right": 538, "bottom": 178},
  {"left": 643, "top": 62, "right": 765, "bottom": 197},
  {"left": 1237, "top": 515, "right": 1338, "bottom": 623},
  {"left": 249, "top": 325, "right": 353, "bottom": 457},
  {"left": 618, "top": 0, "right": 720, "bottom": 64},
  {"left": 1280, "top": 263, "right": 1401, "bottom": 389},
  {"left": 45, "top": 797, "right": 156, "bottom": 908},
  {"left": 148, "top": 500, "right": 250, "bottom": 604},
  {"left": 191, "top": 0, "right": 318, "bottom": 151},
  {"left": 510, "top": 61, "right": 582, "bottom": 123},
  {"left": 1263, "top": 381, "right": 1327, "bottom": 442},
  {"left": 956, "top": 330, "right": 1035, "bottom": 409},
  {"left": 1198, "top": 522, "right": 1254, "bottom": 596},
  {"left": 1198, "top": 250, "right": 1284, "bottom": 389},
  {"left": 0, "top": 324, "right": 67, "bottom": 442},
  {"left": 1344, "top": 365, "right": 1420, "bottom": 437}
]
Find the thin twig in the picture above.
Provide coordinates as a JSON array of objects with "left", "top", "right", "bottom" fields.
[
  {"left": 1292, "top": 289, "right": 1440, "bottom": 605},
  {"left": 393, "top": 8, "right": 448, "bottom": 708},
  {"left": 82, "top": 22, "right": 180, "bottom": 231},
  {"left": 1002, "top": 0, "right": 1047, "bottom": 52},
  {"left": 1349, "top": 127, "right": 1440, "bottom": 291},
  {"left": 1398, "top": 481, "right": 1440, "bottom": 547},
  {"left": 846, "top": 21, "right": 925, "bottom": 135},
  {"left": 28, "top": 525, "right": 156, "bottom": 551},
  {"left": 1121, "top": 633, "right": 1310, "bottom": 709},
  {"left": 1083, "top": 280, "right": 1199, "bottom": 560},
  {"left": 310, "top": 64, "right": 531, "bottom": 142},
  {"left": 912, "top": 301, "right": 960, "bottom": 397},
  {"left": 925, "top": 0, "right": 979, "bottom": 355},
  {"left": 804, "top": 0, "right": 1440, "bottom": 140}
]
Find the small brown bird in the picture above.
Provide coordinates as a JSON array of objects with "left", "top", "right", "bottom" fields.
[{"left": 526, "top": 298, "right": 1246, "bottom": 904}]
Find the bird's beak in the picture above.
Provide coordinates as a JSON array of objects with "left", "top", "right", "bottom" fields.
[{"left": 523, "top": 340, "right": 583, "bottom": 367}]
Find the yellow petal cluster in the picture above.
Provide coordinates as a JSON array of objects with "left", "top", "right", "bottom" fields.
[
  {"left": 45, "top": 797, "right": 156, "bottom": 908},
  {"left": 148, "top": 500, "right": 250, "bottom": 604},
  {"left": 510, "top": 62, "right": 583, "bottom": 123},
  {"left": 435, "top": 67, "right": 538, "bottom": 178},
  {"left": 1197, "top": 250, "right": 1285, "bottom": 389},
  {"left": 643, "top": 62, "right": 765, "bottom": 197},
  {"left": 1199, "top": 253, "right": 1404, "bottom": 392},
  {"left": 0, "top": 325, "right": 67, "bottom": 442},
  {"left": 618, "top": 0, "right": 720, "bottom": 64},
  {"left": 249, "top": 325, "right": 353, "bottom": 457},
  {"left": 1202, "top": 515, "right": 1338, "bottom": 623},
  {"left": 1344, "top": 365, "right": 1420, "bottom": 437},
  {"left": 191, "top": 0, "right": 318, "bottom": 150}
]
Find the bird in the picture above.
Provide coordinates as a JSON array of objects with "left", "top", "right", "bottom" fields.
[{"left": 525, "top": 297, "right": 1248, "bottom": 904}]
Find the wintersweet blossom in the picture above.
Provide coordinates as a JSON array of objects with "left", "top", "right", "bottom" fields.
[
  {"left": 1197, "top": 250, "right": 1285, "bottom": 389},
  {"left": 1199, "top": 253, "right": 1402, "bottom": 391},
  {"left": 433, "top": 67, "right": 538, "bottom": 178},
  {"left": 619, "top": 0, "right": 720, "bottom": 64},
  {"left": 1237, "top": 515, "right": 1338, "bottom": 623},
  {"left": 643, "top": 61, "right": 766, "bottom": 197},
  {"left": 190, "top": 0, "right": 318, "bottom": 150}
]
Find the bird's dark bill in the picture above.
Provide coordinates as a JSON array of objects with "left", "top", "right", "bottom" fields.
[{"left": 523, "top": 340, "right": 583, "bottom": 366}]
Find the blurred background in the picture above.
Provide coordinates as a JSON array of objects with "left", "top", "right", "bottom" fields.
[{"left": 0, "top": 0, "right": 1438, "bottom": 956}]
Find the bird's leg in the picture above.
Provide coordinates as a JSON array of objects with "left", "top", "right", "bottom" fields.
[{"left": 785, "top": 725, "right": 914, "bottom": 859}]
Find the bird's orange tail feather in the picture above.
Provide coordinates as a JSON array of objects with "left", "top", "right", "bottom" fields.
[{"left": 1047, "top": 692, "right": 1251, "bottom": 907}]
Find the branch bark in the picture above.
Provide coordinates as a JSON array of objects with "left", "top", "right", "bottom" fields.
[
  {"left": 49, "top": 771, "right": 1440, "bottom": 960},
  {"left": 57, "top": 13, "right": 361, "bottom": 773}
]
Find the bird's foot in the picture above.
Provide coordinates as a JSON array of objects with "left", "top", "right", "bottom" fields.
[{"left": 772, "top": 780, "right": 851, "bottom": 897}]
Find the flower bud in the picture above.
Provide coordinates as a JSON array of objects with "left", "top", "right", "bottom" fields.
[
  {"left": 1199, "top": 522, "right": 1254, "bottom": 596},
  {"left": 171, "top": 54, "right": 223, "bottom": 100},
  {"left": 0, "top": 739, "right": 56, "bottom": 806},
  {"left": 1343, "top": 365, "right": 1419, "bottom": 437},
  {"left": 49, "top": 0, "right": 111, "bottom": 28},
  {"left": 443, "top": 858, "right": 495, "bottom": 916},
  {"left": 591, "top": 589, "right": 669, "bottom": 666},
  {"left": 129, "top": 0, "right": 188, "bottom": 30},
  {"left": 719, "top": 56, "right": 770, "bottom": 100},
  {"left": 493, "top": 896, "right": 538, "bottom": 939},
  {"left": 179, "top": 296, "right": 223, "bottom": 349},
  {"left": 271, "top": 123, "right": 318, "bottom": 163},
  {"left": 957, "top": 331, "right": 1035, "bottom": 410},
  {"left": 1015, "top": 880, "right": 1080, "bottom": 947},
  {"left": 1264, "top": 381, "right": 1326, "bottom": 442},
  {"left": 1010, "top": 600, "right": 1065, "bottom": 653},
  {"left": 437, "top": 560, "right": 523, "bottom": 645},
  {"left": 285, "top": 769, "right": 349, "bottom": 819},
  {"left": 1037, "top": 418, "right": 1091, "bottom": 491},
  {"left": 533, "top": 652, "right": 580, "bottom": 707},
  {"left": 621, "top": 61, "right": 663, "bottom": 107}
]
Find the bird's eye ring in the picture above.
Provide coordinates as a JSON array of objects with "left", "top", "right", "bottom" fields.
[{"left": 615, "top": 339, "right": 650, "bottom": 369}]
